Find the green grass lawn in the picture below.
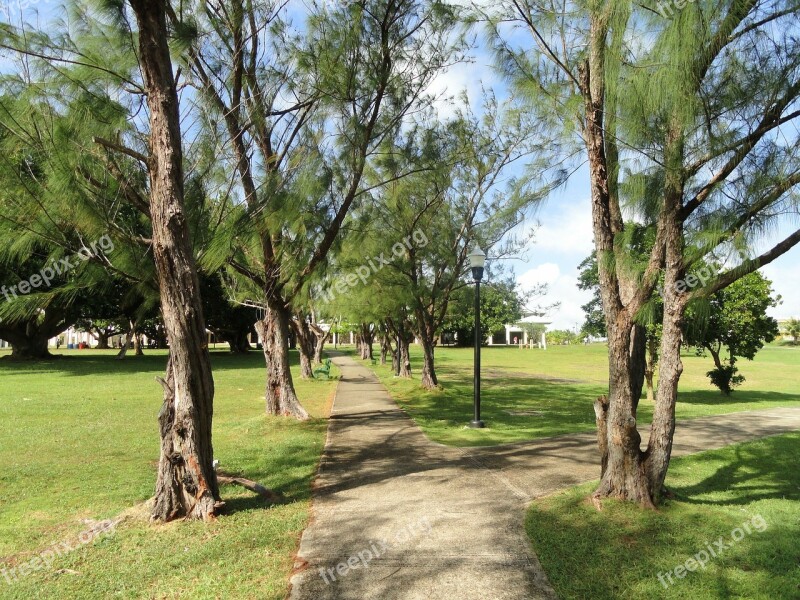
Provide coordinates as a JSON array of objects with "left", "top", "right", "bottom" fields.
[
  {"left": 0, "top": 349, "right": 337, "bottom": 599},
  {"left": 361, "top": 344, "right": 800, "bottom": 446},
  {"left": 526, "top": 432, "right": 800, "bottom": 600}
]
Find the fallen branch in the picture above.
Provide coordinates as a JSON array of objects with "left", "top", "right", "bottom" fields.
[{"left": 217, "top": 471, "right": 283, "bottom": 502}]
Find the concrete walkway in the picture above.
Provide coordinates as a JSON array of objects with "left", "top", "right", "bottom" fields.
[{"left": 289, "top": 355, "right": 800, "bottom": 600}]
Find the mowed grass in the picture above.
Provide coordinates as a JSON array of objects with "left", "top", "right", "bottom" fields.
[
  {"left": 0, "top": 348, "right": 337, "bottom": 599},
  {"left": 526, "top": 432, "right": 800, "bottom": 600},
  {"left": 362, "top": 344, "right": 800, "bottom": 446}
]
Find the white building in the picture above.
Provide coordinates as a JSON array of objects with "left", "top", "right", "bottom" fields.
[{"left": 488, "top": 315, "right": 552, "bottom": 349}]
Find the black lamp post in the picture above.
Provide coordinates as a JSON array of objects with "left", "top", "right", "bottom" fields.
[{"left": 469, "top": 246, "right": 486, "bottom": 428}]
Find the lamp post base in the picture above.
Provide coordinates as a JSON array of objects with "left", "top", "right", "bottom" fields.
[{"left": 469, "top": 420, "right": 485, "bottom": 429}]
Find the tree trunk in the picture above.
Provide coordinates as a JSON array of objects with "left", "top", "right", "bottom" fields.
[
  {"left": 643, "top": 208, "right": 687, "bottom": 504},
  {"left": 593, "top": 395, "right": 609, "bottom": 477},
  {"left": 419, "top": 336, "right": 439, "bottom": 389},
  {"left": 116, "top": 319, "right": 137, "bottom": 359},
  {"left": 644, "top": 305, "right": 683, "bottom": 502},
  {"left": 129, "top": 0, "right": 219, "bottom": 522},
  {"left": 224, "top": 330, "right": 252, "bottom": 354},
  {"left": 380, "top": 335, "right": 390, "bottom": 365},
  {"left": 387, "top": 328, "right": 399, "bottom": 373},
  {"left": 399, "top": 338, "right": 412, "bottom": 377},
  {"left": 0, "top": 308, "right": 74, "bottom": 360},
  {"left": 388, "top": 318, "right": 413, "bottom": 377},
  {"left": 116, "top": 327, "right": 131, "bottom": 360},
  {"left": 358, "top": 324, "right": 374, "bottom": 360},
  {"left": 629, "top": 324, "right": 646, "bottom": 413},
  {"left": 116, "top": 338, "right": 130, "bottom": 359},
  {"left": 591, "top": 321, "right": 653, "bottom": 507},
  {"left": 706, "top": 344, "right": 724, "bottom": 370},
  {"left": 9, "top": 335, "right": 51, "bottom": 360},
  {"left": 134, "top": 330, "right": 144, "bottom": 356},
  {"left": 293, "top": 316, "right": 315, "bottom": 380},
  {"left": 255, "top": 306, "right": 309, "bottom": 419},
  {"left": 310, "top": 323, "right": 329, "bottom": 364},
  {"left": 96, "top": 331, "right": 110, "bottom": 350},
  {"left": 580, "top": 33, "right": 659, "bottom": 507},
  {"left": 644, "top": 334, "right": 658, "bottom": 403},
  {"left": 644, "top": 370, "right": 655, "bottom": 403}
]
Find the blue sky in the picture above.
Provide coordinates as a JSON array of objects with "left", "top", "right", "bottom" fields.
[{"left": 509, "top": 162, "right": 800, "bottom": 330}]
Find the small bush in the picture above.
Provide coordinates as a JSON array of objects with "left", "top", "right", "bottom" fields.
[{"left": 707, "top": 364, "right": 745, "bottom": 395}]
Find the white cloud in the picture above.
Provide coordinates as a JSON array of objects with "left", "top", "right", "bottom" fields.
[
  {"left": 517, "top": 262, "right": 592, "bottom": 330},
  {"left": 530, "top": 198, "right": 594, "bottom": 257},
  {"left": 761, "top": 253, "right": 800, "bottom": 321},
  {"left": 425, "top": 60, "right": 498, "bottom": 120}
]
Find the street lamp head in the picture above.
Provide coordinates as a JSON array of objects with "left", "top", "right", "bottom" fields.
[{"left": 469, "top": 246, "right": 486, "bottom": 281}]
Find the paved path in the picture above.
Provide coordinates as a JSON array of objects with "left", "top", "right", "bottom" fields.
[{"left": 289, "top": 355, "right": 800, "bottom": 600}]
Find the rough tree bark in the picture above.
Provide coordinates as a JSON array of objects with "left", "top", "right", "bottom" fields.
[
  {"left": 593, "top": 395, "right": 609, "bottom": 477},
  {"left": 414, "top": 312, "right": 439, "bottom": 389},
  {"left": 255, "top": 306, "right": 309, "bottom": 419},
  {"left": 310, "top": 323, "right": 329, "bottom": 365},
  {"left": 398, "top": 326, "right": 412, "bottom": 378},
  {"left": 643, "top": 200, "right": 686, "bottom": 504},
  {"left": 358, "top": 323, "right": 374, "bottom": 360},
  {"left": 379, "top": 335, "right": 390, "bottom": 365},
  {"left": 580, "top": 31, "right": 658, "bottom": 506},
  {"left": 292, "top": 316, "right": 315, "bottom": 379},
  {"left": 419, "top": 337, "right": 438, "bottom": 389},
  {"left": 591, "top": 318, "right": 653, "bottom": 507},
  {"left": 399, "top": 340, "right": 412, "bottom": 377},
  {"left": 7, "top": 333, "right": 51, "bottom": 360},
  {"left": 128, "top": 0, "right": 219, "bottom": 521},
  {"left": 387, "top": 318, "right": 413, "bottom": 377},
  {"left": 644, "top": 334, "right": 658, "bottom": 403}
]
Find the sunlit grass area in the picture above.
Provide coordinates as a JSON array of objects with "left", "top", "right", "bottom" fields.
[
  {"left": 526, "top": 432, "right": 800, "bottom": 600},
  {"left": 358, "top": 344, "right": 800, "bottom": 446},
  {"left": 0, "top": 349, "right": 337, "bottom": 599}
]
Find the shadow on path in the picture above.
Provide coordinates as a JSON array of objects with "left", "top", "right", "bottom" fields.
[{"left": 289, "top": 355, "right": 800, "bottom": 600}]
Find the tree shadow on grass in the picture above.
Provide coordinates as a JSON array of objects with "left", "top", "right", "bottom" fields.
[
  {"left": 0, "top": 348, "right": 298, "bottom": 377},
  {"left": 387, "top": 373, "right": 610, "bottom": 443},
  {"left": 527, "top": 495, "right": 800, "bottom": 600},
  {"left": 669, "top": 433, "right": 800, "bottom": 506},
  {"left": 527, "top": 434, "right": 800, "bottom": 599},
  {"left": 677, "top": 389, "right": 800, "bottom": 406}
]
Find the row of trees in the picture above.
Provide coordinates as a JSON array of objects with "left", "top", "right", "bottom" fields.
[
  {"left": 0, "top": 0, "right": 555, "bottom": 517},
  {"left": 316, "top": 95, "right": 562, "bottom": 387},
  {"left": 0, "top": 0, "right": 447, "bottom": 517},
  {"left": 1, "top": 0, "right": 798, "bottom": 517}
]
